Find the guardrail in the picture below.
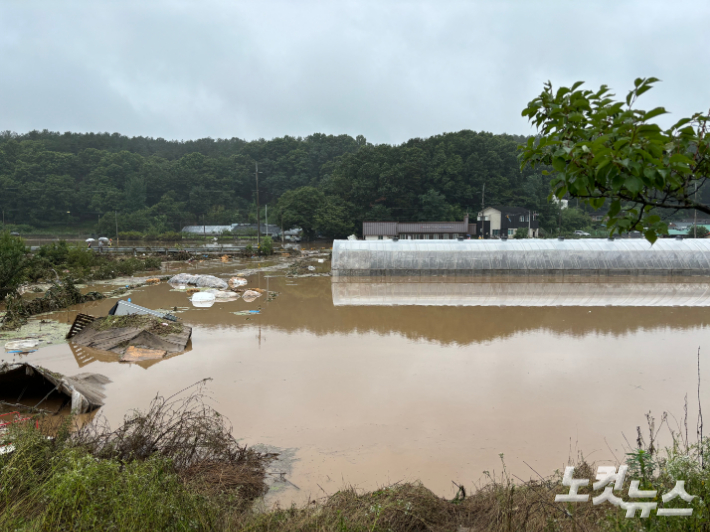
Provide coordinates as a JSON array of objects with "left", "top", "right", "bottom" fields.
[{"left": 27, "top": 245, "right": 246, "bottom": 254}]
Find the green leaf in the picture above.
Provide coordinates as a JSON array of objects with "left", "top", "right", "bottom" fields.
[
  {"left": 608, "top": 200, "right": 621, "bottom": 218},
  {"left": 552, "top": 157, "right": 567, "bottom": 172},
  {"left": 644, "top": 229, "right": 658, "bottom": 244},
  {"left": 644, "top": 107, "right": 667, "bottom": 121},
  {"left": 669, "top": 153, "right": 693, "bottom": 165},
  {"left": 670, "top": 117, "right": 692, "bottom": 130},
  {"left": 635, "top": 85, "right": 653, "bottom": 97},
  {"left": 625, "top": 176, "right": 643, "bottom": 195}
]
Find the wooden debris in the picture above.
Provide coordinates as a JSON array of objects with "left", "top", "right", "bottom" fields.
[{"left": 120, "top": 346, "right": 167, "bottom": 363}]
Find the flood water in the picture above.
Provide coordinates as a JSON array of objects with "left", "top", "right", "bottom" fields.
[{"left": 6, "top": 258, "right": 710, "bottom": 504}]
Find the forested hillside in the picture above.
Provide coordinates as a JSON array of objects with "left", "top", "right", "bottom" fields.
[{"left": 0, "top": 129, "right": 563, "bottom": 237}]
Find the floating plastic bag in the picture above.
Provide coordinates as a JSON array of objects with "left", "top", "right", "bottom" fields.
[
  {"left": 4, "top": 339, "right": 40, "bottom": 352},
  {"left": 229, "top": 277, "right": 248, "bottom": 288},
  {"left": 191, "top": 292, "right": 216, "bottom": 308}
]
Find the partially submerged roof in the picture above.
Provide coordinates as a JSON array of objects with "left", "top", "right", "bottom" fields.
[
  {"left": 69, "top": 314, "right": 192, "bottom": 357},
  {"left": 0, "top": 363, "right": 110, "bottom": 414}
]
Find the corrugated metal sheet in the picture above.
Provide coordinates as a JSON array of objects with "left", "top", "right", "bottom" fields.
[
  {"left": 363, "top": 222, "right": 398, "bottom": 236},
  {"left": 396, "top": 222, "right": 468, "bottom": 233},
  {"left": 331, "top": 239, "right": 710, "bottom": 276},
  {"left": 363, "top": 221, "right": 469, "bottom": 235}
]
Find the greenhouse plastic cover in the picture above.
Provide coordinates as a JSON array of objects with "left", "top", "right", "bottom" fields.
[{"left": 331, "top": 239, "right": 710, "bottom": 277}]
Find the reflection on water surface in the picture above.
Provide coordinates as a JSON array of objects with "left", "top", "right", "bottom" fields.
[{"left": 11, "top": 266, "right": 710, "bottom": 504}]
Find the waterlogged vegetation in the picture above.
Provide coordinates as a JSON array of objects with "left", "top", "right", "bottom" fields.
[
  {"left": 3, "top": 403, "right": 710, "bottom": 531},
  {"left": 1, "top": 277, "right": 103, "bottom": 330},
  {"left": 0, "top": 232, "right": 161, "bottom": 292},
  {"left": 30, "top": 240, "right": 163, "bottom": 282},
  {"left": 0, "top": 389, "right": 275, "bottom": 531}
]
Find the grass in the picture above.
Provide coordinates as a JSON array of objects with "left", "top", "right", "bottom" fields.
[
  {"left": 0, "top": 385, "right": 275, "bottom": 531},
  {"left": 2, "top": 377, "right": 709, "bottom": 532},
  {"left": 4, "top": 407, "right": 710, "bottom": 531}
]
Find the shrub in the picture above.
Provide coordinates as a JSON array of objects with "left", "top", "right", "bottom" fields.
[
  {"left": 0, "top": 231, "right": 29, "bottom": 300},
  {"left": 159, "top": 232, "right": 183, "bottom": 241},
  {"left": 143, "top": 229, "right": 161, "bottom": 241},
  {"left": 66, "top": 246, "right": 99, "bottom": 269},
  {"left": 118, "top": 231, "right": 144, "bottom": 241},
  {"left": 259, "top": 236, "right": 273, "bottom": 255},
  {"left": 514, "top": 227, "right": 528, "bottom": 239},
  {"left": 686, "top": 225, "right": 710, "bottom": 238},
  {"left": 36, "top": 241, "right": 70, "bottom": 265},
  {"left": 143, "top": 257, "right": 162, "bottom": 270}
]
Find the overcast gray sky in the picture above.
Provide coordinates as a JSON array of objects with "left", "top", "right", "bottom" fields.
[{"left": 1, "top": 0, "right": 708, "bottom": 144}]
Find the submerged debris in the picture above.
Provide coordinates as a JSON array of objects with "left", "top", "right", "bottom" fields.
[
  {"left": 69, "top": 314, "right": 191, "bottom": 357},
  {"left": 120, "top": 346, "right": 167, "bottom": 363},
  {"left": 191, "top": 292, "right": 216, "bottom": 308},
  {"left": 1, "top": 278, "right": 104, "bottom": 331},
  {"left": 229, "top": 276, "right": 248, "bottom": 288},
  {"left": 242, "top": 290, "right": 262, "bottom": 303},
  {"left": 0, "top": 362, "right": 110, "bottom": 414},
  {"left": 4, "top": 339, "right": 40, "bottom": 353},
  {"left": 168, "top": 273, "right": 228, "bottom": 290}
]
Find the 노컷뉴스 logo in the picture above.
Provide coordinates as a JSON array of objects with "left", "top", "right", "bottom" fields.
[{"left": 555, "top": 466, "right": 698, "bottom": 518}]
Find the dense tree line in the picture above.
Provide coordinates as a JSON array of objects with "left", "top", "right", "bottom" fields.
[{"left": 0, "top": 129, "right": 570, "bottom": 237}]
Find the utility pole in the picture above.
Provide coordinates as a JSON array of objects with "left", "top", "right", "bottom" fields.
[
  {"left": 115, "top": 211, "right": 119, "bottom": 247},
  {"left": 281, "top": 212, "right": 284, "bottom": 246},
  {"left": 694, "top": 181, "right": 698, "bottom": 238},
  {"left": 265, "top": 204, "right": 268, "bottom": 237},
  {"left": 255, "top": 162, "right": 261, "bottom": 248},
  {"left": 481, "top": 183, "right": 485, "bottom": 211},
  {"left": 528, "top": 210, "right": 531, "bottom": 238}
]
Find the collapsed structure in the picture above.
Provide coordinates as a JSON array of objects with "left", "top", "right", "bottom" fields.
[
  {"left": 0, "top": 363, "right": 110, "bottom": 414},
  {"left": 67, "top": 311, "right": 192, "bottom": 363}
]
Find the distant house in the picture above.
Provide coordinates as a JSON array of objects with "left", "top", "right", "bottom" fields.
[
  {"left": 181, "top": 223, "right": 283, "bottom": 237},
  {"left": 230, "top": 223, "right": 283, "bottom": 238},
  {"left": 477, "top": 206, "right": 539, "bottom": 238},
  {"left": 363, "top": 214, "right": 476, "bottom": 240},
  {"left": 181, "top": 224, "right": 236, "bottom": 236}
]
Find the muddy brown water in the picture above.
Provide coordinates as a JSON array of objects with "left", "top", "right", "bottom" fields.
[{"left": 4, "top": 260, "right": 710, "bottom": 504}]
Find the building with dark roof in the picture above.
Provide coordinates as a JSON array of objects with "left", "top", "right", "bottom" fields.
[{"left": 363, "top": 214, "right": 476, "bottom": 240}]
